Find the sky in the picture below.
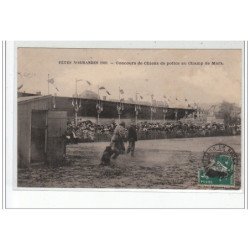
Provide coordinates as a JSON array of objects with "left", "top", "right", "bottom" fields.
[{"left": 17, "top": 48, "right": 242, "bottom": 106}]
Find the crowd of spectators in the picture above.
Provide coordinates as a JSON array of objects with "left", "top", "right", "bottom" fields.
[
  {"left": 65, "top": 119, "right": 241, "bottom": 143},
  {"left": 65, "top": 120, "right": 116, "bottom": 143},
  {"left": 135, "top": 121, "right": 240, "bottom": 139}
]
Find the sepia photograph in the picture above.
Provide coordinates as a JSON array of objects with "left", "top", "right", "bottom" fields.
[
  {"left": 2, "top": 1, "right": 250, "bottom": 249},
  {"left": 17, "top": 43, "right": 243, "bottom": 190}
]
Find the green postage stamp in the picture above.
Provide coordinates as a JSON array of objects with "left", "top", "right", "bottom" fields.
[{"left": 199, "top": 143, "right": 238, "bottom": 186}]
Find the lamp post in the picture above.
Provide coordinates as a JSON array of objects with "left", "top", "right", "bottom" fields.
[
  {"left": 150, "top": 106, "right": 156, "bottom": 122},
  {"left": 174, "top": 109, "right": 178, "bottom": 120},
  {"left": 163, "top": 108, "right": 168, "bottom": 121},
  {"left": 116, "top": 86, "right": 125, "bottom": 123},
  {"left": 71, "top": 78, "right": 82, "bottom": 126},
  {"left": 135, "top": 104, "right": 141, "bottom": 125},
  {"left": 96, "top": 85, "right": 104, "bottom": 125},
  {"left": 149, "top": 94, "right": 157, "bottom": 122},
  {"left": 96, "top": 101, "right": 103, "bottom": 125},
  {"left": 72, "top": 98, "right": 81, "bottom": 126},
  {"left": 117, "top": 102, "right": 124, "bottom": 123}
]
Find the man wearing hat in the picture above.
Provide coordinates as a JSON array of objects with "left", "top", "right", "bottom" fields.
[
  {"left": 110, "top": 121, "right": 126, "bottom": 159},
  {"left": 127, "top": 121, "right": 137, "bottom": 156}
]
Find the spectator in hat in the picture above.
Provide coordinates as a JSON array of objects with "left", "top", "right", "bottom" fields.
[{"left": 127, "top": 121, "right": 137, "bottom": 156}]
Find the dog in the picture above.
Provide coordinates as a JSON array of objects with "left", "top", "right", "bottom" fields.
[{"left": 100, "top": 146, "right": 113, "bottom": 166}]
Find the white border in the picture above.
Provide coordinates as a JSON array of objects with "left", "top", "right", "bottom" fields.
[{"left": 6, "top": 41, "right": 246, "bottom": 208}]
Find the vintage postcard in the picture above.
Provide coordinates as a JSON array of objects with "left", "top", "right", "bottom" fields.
[{"left": 15, "top": 41, "right": 244, "bottom": 192}]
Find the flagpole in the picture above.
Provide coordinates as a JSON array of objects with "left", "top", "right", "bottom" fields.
[
  {"left": 97, "top": 85, "right": 100, "bottom": 125},
  {"left": 135, "top": 92, "right": 137, "bottom": 125},
  {"left": 75, "top": 79, "right": 78, "bottom": 97},
  {"left": 119, "top": 86, "right": 120, "bottom": 123},
  {"left": 48, "top": 74, "right": 50, "bottom": 95}
]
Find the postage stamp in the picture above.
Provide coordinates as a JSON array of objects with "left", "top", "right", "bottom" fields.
[{"left": 199, "top": 143, "right": 238, "bottom": 186}]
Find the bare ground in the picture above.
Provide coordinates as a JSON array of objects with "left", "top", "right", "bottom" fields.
[{"left": 18, "top": 136, "right": 241, "bottom": 189}]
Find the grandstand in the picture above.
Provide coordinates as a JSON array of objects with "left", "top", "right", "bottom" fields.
[{"left": 52, "top": 95, "right": 196, "bottom": 122}]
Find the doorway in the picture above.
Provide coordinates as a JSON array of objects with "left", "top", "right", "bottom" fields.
[{"left": 30, "top": 110, "right": 47, "bottom": 163}]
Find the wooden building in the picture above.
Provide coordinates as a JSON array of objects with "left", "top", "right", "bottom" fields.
[{"left": 18, "top": 95, "right": 67, "bottom": 167}]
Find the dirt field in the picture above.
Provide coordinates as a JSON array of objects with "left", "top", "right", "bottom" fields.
[{"left": 18, "top": 136, "right": 241, "bottom": 189}]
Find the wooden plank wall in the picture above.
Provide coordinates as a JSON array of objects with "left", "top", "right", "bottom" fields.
[{"left": 18, "top": 97, "right": 52, "bottom": 167}]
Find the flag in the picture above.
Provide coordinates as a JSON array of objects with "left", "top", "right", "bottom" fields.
[
  {"left": 120, "top": 89, "right": 124, "bottom": 94},
  {"left": 48, "top": 77, "right": 59, "bottom": 91},
  {"left": 18, "top": 84, "right": 23, "bottom": 90},
  {"left": 99, "top": 86, "right": 105, "bottom": 90},
  {"left": 86, "top": 80, "right": 91, "bottom": 85},
  {"left": 106, "top": 90, "right": 111, "bottom": 95},
  {"left": 48, "top": 78, "right": 54, "bottom": 84}
]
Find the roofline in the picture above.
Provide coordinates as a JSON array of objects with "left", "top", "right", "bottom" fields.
[
  {"left": 53, "top": 95, "right": 196, "bottom": 111},
  {"left": 18, "top": 94, "right": 196, "bottom": 111},
  {"left": 18, "top": 95, "right": 52, "bottom": 104}
]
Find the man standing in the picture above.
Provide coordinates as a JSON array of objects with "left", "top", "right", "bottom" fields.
[
  {"left": 110, "top": 121, "right": 126, "bottom": 159},
  {"left": 127, "top": 122, "right": 137, "bottom": 157}
]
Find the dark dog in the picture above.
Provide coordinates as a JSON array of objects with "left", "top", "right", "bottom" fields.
[
  {"left": 100, "top": 146, "right": 113, "bottom": 166},
  {"left": 205, "top": 168, "right": 228, "bottom": 178}
]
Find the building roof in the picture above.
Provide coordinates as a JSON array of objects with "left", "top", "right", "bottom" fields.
[{"left": 18, "top": 95, "right": 52, "bottom": 104}]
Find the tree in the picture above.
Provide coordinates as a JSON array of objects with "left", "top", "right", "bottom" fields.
[{"left": 217, "top": 101, "right": 240, "bottom": 125}]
